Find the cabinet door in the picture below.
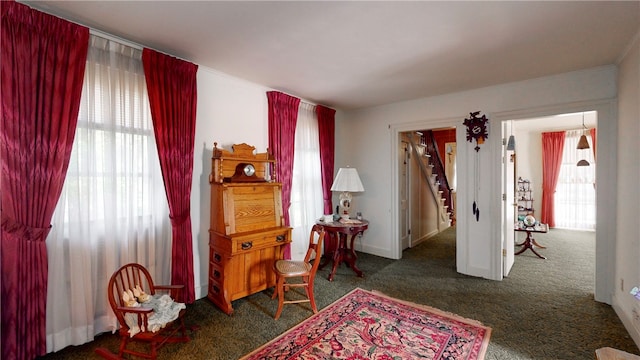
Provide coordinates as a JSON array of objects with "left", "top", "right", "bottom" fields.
[
  {"left": 245, "top": 247, "right": 278, "bottom": 293},
  {"left": 212, "top": 184, "right": 284, "bottom": 235},
  {"left": 227, "top": 244, "right": 280, "bottom": 300}
]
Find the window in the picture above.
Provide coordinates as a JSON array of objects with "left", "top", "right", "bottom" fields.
[
  {"left": 46, "top": 35, "right": 170, "bottom": 352},
  {"left": 288, "top": 103, "right": 324, "bottom": 260},
  {"left": 554, "top": 129, "right": 596, "bottom": 230}
]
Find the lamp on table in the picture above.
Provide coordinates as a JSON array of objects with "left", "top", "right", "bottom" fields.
[{"left": 330, "top": 167, "right": 365, "bottom": 219}]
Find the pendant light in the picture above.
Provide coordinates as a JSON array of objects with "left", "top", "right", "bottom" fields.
[
  {"left": 576, "top": 112, "right": 590, "bottom": 166},
  {"left": 506, "top": 120, "right": 516, "bottom": 151},
  {"left": 576, "top": 113, "right": 590, "bottom": 150}
]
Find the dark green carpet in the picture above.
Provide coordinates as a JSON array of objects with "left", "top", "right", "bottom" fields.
[{"left": 39, "top": 226, "right": 639, "bottom": 359}]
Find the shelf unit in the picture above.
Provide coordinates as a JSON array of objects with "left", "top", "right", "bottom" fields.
[{"left": 517, "top": 177, "right": 534, "bottom": 220}]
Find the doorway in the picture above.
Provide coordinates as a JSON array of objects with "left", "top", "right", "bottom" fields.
[
  {"left": 398, "top": 127, "right": 456, "bottom": 252},
  {"left": 501, "top": 111, "right": 598, "bottom": 277}
]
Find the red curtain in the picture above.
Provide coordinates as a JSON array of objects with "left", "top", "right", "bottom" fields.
[
  {"left": 1, "top": 2, "right": 89, "bottom": 358},
  {"left": 267, "top": 91, "right": 300, "bottom": 259},
  {"left": 142, "top": 48, "right": 198, "bottom": 303},
  {"left": 317, "top": 105, "right": 336, "bottom": 215},
  {"left": 540, "top": 131, "right": 566, "bottom": 227}
]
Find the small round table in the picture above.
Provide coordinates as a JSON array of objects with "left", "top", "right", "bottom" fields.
[
  {"left": 515, "top": 223, "right": 548, "bottom": 259},
  {"left": 316, "top": 219, "right": 369, "bottom": 281}
]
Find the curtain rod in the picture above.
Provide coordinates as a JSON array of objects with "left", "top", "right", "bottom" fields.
[
  {"left": 89, "top": 29, "right": 142, "bottom": 50},
  {"left": 271, "top": 90, "right": 318, "bottom": 108},
  {"left": 25, "top": 3, "right": 194, "bottom": 64},
  {"left": 88, "top": 28, "right": 195, "bottom": 65},
  {"left": 87, "top": 32, "right": 323, "bottom": 107},
  {"left": 88, "top": 29, "right": 321, "bottom": 107},
  {"left": 21, "top": 2, "right": 142, "bottom": 50},
  {"left": 22, "top": 2, "right": 141, "bottom": 50}
]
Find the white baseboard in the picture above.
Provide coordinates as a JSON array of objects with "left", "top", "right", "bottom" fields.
[{"left": 613, "top": 298, "right": 640, "bottom": 350}]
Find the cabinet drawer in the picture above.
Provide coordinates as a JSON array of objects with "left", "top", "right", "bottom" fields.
[
  {"left": 230, "top": 231, "right": 289, "bottom": 254},
  {"left": 209, "top": 261, "right": 224, "bottom": 283},
  {"left": 208, "top": 279, "right": 223, "bottom": 297},
  {"left": 211, "top": 227, "right": 291, "bottom": 255},
  {"left": 209, "top": 246, "right": 226, "bottom": 265}
]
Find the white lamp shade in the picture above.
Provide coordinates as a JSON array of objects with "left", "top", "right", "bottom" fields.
[{"left": 330, "top": 168, "right": 364, "bottom": 192}]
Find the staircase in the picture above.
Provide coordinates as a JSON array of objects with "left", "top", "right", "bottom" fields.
[{"left": 409, "top": 131, "right": 453, "bottom": 230}]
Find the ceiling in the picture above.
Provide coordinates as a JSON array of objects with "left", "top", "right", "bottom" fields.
[
  {"left": 515, "top": 111, "right": 597, "bottom": 132},
  {"left": 21, "top": 1, "right": 639, "bottom": 111}
]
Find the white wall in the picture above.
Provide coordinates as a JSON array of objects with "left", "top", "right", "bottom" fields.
[
  {"left": 337, "top": 66, "right": 619, "bottom": 299},
  {"left": 191, "top": 67, "right": 271, "bottom": 298},
  {"left": 613, "top": 33, "right": 640, "bottom": 346},
  {"left": 189, "top": 68, "right": 338, "bottom": 299}
]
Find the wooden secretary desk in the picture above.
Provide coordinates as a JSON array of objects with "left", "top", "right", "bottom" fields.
[{"left": 208, "top": 143, "right": 291, "bottom": 315}]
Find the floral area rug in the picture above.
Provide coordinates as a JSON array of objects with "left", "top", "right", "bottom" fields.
[{"left": 242, "top": 288, "right": 491, "bottom": 360}]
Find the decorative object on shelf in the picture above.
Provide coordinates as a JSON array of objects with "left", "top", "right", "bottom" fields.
[
  {"left": 333, "top": 205, "right": 341, "bottom": 222},
  {"left": 212, "top": 142, "right": 275, "bottom": 184},
  {"left": 330, "top": 167, "right": 365, "bottom": 219},
  {"left": 227, "top": 162, "right": 266, "bottom": 182},
  {"left": 631, "top": 286, "right": 640, "bottom": 301},
  {"left": 463, "top": 111, "right": 489, "bottom": 221},
  {"left": 523, "top": 214, "right": 536, "bottom": 228}
]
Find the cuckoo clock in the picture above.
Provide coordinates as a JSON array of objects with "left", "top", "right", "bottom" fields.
[
  {"left": 463, "top": 111, "right": 489, "bottom": 152},
  {"left": 463, "top": 111, "right": 489, "bottom": 222}
]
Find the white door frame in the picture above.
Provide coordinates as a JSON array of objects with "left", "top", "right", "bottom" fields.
[
  {"left": 490, "top": 99, "right": 615, "bottom": 304},
  {"left": 399, "top": 139, "right": 411, "bottom": 250},
  {"left": 390, "top": 118, "right": 461, "bottom": 261},
  {"left": 501, "top": 121, "right": 516, "bottom": 277}
]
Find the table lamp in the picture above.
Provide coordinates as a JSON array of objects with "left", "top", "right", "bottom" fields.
[{"left": 330, "top": 167, "right": 364, "bottom": 219}]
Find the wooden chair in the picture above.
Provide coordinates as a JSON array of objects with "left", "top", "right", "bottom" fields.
[
  {"left": 95, "top": 263, "right": 190, "bottom": 360},
  {"left": 271, "top": 224, "right": 325, "bottom": 320}
]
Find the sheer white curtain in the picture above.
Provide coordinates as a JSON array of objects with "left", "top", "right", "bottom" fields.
[
  {"left": 554, "top": 129, "right": 596, "bottom": 230},
  {"left": 288, "top": 103, "right": 324, "bottom": 260},
  {"left": 45, "top": 36, "right": 171, "bottom": 352}
]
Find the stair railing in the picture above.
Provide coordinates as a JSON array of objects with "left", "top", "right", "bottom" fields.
[
  {"left": 407, "top": 133, "right": 450, "bottom": 226},
  {"left": 420, "top": 131, "right": 453, "bottom": 217}
]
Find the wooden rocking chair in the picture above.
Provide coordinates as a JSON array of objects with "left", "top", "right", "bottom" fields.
[{"left": 95, "top": 263, "right": 190, "bottom": 360}]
